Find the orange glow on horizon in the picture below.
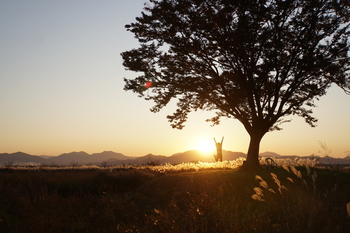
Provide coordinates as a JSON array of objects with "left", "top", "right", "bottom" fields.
[{"left": 194, "top": 139, "right": 216, "bottom": 155}]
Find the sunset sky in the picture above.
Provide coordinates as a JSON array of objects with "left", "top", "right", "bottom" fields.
[{"left": 1, "top": 0, "right": 349, "bottom": 158}]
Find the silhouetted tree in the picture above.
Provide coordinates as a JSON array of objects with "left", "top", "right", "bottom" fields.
[
  {"left": 70, "top": 160, "right": 79, "bottom": 169},
  {"left": 121, "top": 0, "right": 350, "bottom": 169}
]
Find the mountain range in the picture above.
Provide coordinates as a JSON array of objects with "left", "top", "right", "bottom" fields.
[{"left": 0, "top": 150, "right": 349, "bottom": 166}]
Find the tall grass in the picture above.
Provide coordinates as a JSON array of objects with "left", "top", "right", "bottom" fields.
[
  {"left": 0, "top": 158, "right": 350, "bottom": 232},
  {"left": 0, "top": 155, "right": 318, "bottom": 172},
  {"left": 251, "top": 165, "right": 350, "bottom": 232}
]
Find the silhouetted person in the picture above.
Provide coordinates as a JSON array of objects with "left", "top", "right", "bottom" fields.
[{"left": 214, "top": 137, "right": 224, "bottom": 162}]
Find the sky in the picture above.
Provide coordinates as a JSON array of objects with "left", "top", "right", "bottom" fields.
[{"left": 0, "top": 0, "right": 349, "bottom": 158}]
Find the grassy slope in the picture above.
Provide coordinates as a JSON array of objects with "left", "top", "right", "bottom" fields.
[{"left": 0, "top": 167, "right": 350, "bottom": 232}]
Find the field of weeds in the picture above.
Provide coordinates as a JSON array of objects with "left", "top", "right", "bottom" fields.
[{"left": 1, "top": 159, "right": 350, "bottom": 232}]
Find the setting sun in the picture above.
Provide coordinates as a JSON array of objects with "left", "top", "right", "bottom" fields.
[{"left": 195, "top": 139, "right": 216, "bottom": 154}]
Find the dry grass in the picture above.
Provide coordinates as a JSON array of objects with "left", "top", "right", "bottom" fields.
[{"left": 0, "top": 163, "right": 350, "bottom": 232}]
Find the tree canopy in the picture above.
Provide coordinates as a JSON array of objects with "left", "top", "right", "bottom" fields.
[{"left": 121, "top": 0, "right": 350, "bottom": 167}]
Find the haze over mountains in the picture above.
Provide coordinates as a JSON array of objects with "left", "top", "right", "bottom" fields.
[
  {"left": 0, "top": 150, "right": 349, "bottom": 166},
  {"left": 0, "top": 150, "right": 243, "bottom": 166}
]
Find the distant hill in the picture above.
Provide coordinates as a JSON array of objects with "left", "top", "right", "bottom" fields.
[
  {"left": 106, "top": 150, "right": 247, "bottom": 165},
  {"left": 107, "top": 154, "right": 169, "bottom": 165},
  {"left": 46, "top": 151, "right": 133, "bottom": 165},
  {"left": 259, "top": 151, "right": 282, "bottom": 158},
  {"left": 91, "top": 151, "right": 131, "bottom": 161},
  {"left": 0, "top": 152, "right": 47, "bottom": 165},
  {"left": 0, "top": 151, "right": 133, "bottom": 166},
  {"left": 0, "top": 150, "right": 349, "bottom": 166},
  {"left": 0, "top": 150, "right": 246, "bottom": 166},
  {"left": 39, "top": 155, "right": 55, "bottom": 159},
  {"left": 224, "top": 150, "right": 247, "bottom": 160}
]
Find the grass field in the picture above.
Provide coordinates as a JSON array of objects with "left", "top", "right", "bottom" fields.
[{"left": 0, "top": 162, "right": 350, "bottom": 232}]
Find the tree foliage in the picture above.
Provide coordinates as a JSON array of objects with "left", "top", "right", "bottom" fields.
[{"left": 122, "top": 0, "right": 350, "bottom": 166}]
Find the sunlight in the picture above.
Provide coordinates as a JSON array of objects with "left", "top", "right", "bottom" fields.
[{"left": 195, "top": 139, "right": 216, "bottom": 155}]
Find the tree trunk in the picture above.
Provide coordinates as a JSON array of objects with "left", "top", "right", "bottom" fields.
[{"left": 243, "top": 132, "right": 264, "bottom": 169}]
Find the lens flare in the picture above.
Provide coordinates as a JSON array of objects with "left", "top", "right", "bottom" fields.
[{"left": 195, "top": 140, "right": 215, "bottom": 154}]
